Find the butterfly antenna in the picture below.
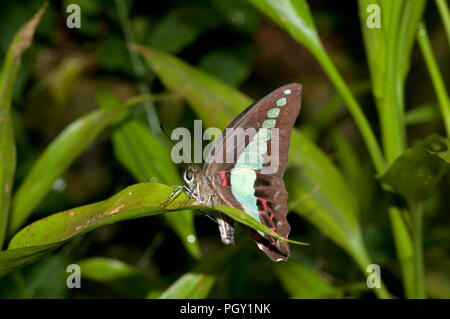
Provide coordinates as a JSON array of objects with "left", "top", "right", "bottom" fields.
[
  {"left": 160, "top": 124, "right": 192, "bottom": 165},
  {"left": 160, "top": 124, "right": 176, "bottom": 146}
]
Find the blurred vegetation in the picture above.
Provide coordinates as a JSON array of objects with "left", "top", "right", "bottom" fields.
[{"left": 0, "top": 0, "right": 449, "bottom": 299}]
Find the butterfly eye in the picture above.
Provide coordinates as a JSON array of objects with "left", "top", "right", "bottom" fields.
[{"left": 184, "top": 168, "right": 194, "bottom": 182}]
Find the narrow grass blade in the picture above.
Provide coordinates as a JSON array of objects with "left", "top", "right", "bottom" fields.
[
  {"left": 0, "top": 3, "right": 47, "bottom": 249},
  {"left": 416, "top": 22, "right": 450, "bottom": 137},
  {"left": 248, "top": 0, "right": 385, "bottom": 173},
  {"left": 10, "top": 106, "right": 126, "bottom": 235},
  {"left": 435, "top": 0, "right": 450, "bottom": 47}
]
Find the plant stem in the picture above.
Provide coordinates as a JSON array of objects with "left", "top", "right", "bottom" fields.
[
  {"left": 416, "top": 22, "right": 450, "bottom": 137},
  {"left": 314, "top": 48, "right": 386, "bottom": 174},
  {"left": 302, "top": 79, "right": 371, "bottom": 141},
  {"left": 410, "top": 201, "right": 426, "bottom": 298},
  {"left": 353, "top": 242, "right": 392, "bottom": 299},
  {"left": 389, "top": 207, "right": 415, "bottom": 298},
  {"left": 115, "top": 0, "right": 161, "bottom": 139}
]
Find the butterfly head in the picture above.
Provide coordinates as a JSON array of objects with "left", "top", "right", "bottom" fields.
[{"left": 182, "top": 166, "right": 202, "bottom": 200}]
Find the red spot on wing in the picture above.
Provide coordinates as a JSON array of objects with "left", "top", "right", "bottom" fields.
[
  {"left": 269, "top": 213, "right": 274, "bottom": 220},
  {"left": 220, "top": 170, "right": 227, "bottom": 187},
  {"left": 259, "top": 198, "right": 267, "bottom": 211}
]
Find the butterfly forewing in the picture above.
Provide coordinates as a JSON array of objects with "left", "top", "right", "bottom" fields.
[{"left": 202, "top": 83, "right": 302, "bottom": 261}]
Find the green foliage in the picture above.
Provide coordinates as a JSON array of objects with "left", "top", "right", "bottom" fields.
[
  {"left": 249, "top": 0, "right": 386, "bottom": 173},
  {"left": 379, "top": 136, "right": 450, "bottom": 206},
  {"left": 0, "top": 0, "right": 448, "bottom": 300},
  {"left": 0, "top": 3, "right": 47, "bottom": 249},
  {"left": 97, "top": 91, "right": 201, "bottom": 259},
  {"left": 273, "top": 261, "right": 343, "bottom": 299},
  {"left": 158, "top": 246, "right": 236, "bottom": 299},
  {"left": 148, "top": 7, "right": 222, "bottom": 54},
  {"left": 79, "top": 257, "right": 161, "bottom": 298}
]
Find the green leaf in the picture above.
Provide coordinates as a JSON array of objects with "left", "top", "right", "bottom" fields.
[
  {"left": 96, "top": 36, "right": 134, "bottom": 76},
  {"left": 98, "top": 91, "right": 201, "bottom": 259},
  {"left": 79, "top": 257, "right": 161, "bottom": 298},
  {"left": 0, "top": 3, "right": 47, "bottom": 249},
  {"left": 1, "top": 182, "right": 297, "bottom": 277},
  {"left": 9, "top": 106, "right": 126, "bottom": 235},
  {"left": 379, "top": 136, "right": 450, "bottom": 205},
  {"left": 416, "top": 22, "right": 450, "bottom": 137},
  {"left": 389, "top": 206, "right": 415, "bottom": 298},
  {"left": 247, "top": 0, "right": 322, "bottom": 52},
  {"left": 132, "top": 46, "right": 248, "bottom": 128},
  {"left": 359, "top": 0, "right": 426, "bottom": 162},
  {"left": 301, "top": 80, "right": 371, "bottom": 141},
  {"left": 405, "top": 103, "right": 440, "bottom": 126},
  {"left": 135, "top": 47, "right": 391, "bottom": 298},
  {"left": 158, "top": 246, "right": 236, "bottom": 299},
  {"left": 198, "top": 46, "right": 256, "bottom": 87},
  {"left": 435, "top": 0, "right": 450, "bottom": 47},
  {"left": 47, "top": 56, "right": 87, "bottom": 107},
  {"left": 0, "top": 254, "right": 70, "bottom": 298},
  {"left": 248, "top": 0, "right": 386, "bottom": 174},
  {"left": 288, "top": 132, "right": 367, "bottom": 260},
  {"left": 211, "top": 0, "right": 259, "bottom": 34},
  {"left": 2, "top": 183, "right": 180, "bottom": 277},
  {"left": 273, "top": 261, "right": 343, "bottom": 299},
  {"left": 148, "top": 7, "right": 222, "bottom": 54}
]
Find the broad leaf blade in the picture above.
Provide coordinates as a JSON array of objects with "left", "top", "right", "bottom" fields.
[
  {"left": 379, "top": 136, "right": 450, "bottom": 205},
  {"left": 2, "top": 183, "right": 184, "bottom": 277},
  {"left": 132, "top": 45, "right": 247, "bottom": 128},
  {"left": 10, "top": 107, "right": 123, "bottom": 235},
  {"left": 1, "top": 182, "right": 284, "bottom": 277}
]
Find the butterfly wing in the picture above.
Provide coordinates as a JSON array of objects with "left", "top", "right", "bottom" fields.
[
  {"left": 203, "top": 83, "right": 302, "bottom": 261},
  {"left": 203, "top": 83, "right": 301, "bottom": 177}
]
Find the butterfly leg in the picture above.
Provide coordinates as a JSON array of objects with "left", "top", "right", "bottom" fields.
[
  {"left": 160, "top": 185, "right": 191, "bottom": 208},
  {"left": 216, "top": 213, "right": 235, "bottom": 245}
]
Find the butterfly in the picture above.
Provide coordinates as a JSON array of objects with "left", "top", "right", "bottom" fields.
[{"left": 170, "top": 83, "right": 301, "bottom": 261}]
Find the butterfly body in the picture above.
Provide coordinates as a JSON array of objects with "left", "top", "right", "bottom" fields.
[{"left": 181, "top": 83, "right": 302, "bottom": 261}]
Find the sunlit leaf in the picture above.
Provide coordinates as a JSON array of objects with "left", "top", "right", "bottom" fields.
[{"left": 1, "top": 182, "right": 297, "bottom": 277}]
